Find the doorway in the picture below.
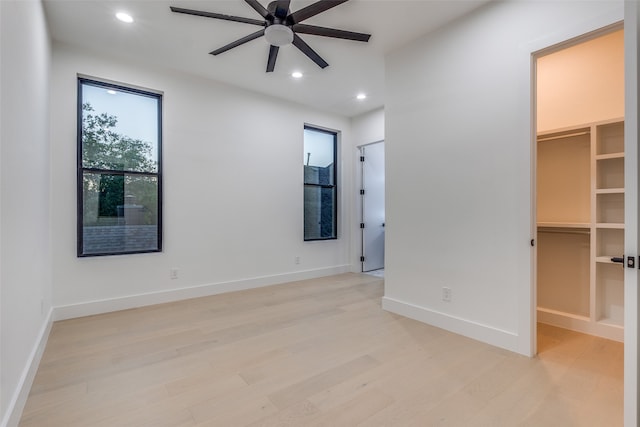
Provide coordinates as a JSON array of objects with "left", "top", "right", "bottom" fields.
[
  {"left": 360, "top": 141, "right": 385, "bottom": 273},
  {"left": 535, "top": 26, "right": 624, "bottom": 343},
  {"left": 533, "top": 25, "right": 625, "bottom": 421}
]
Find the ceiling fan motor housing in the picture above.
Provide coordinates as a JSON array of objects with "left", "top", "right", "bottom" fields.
[{"left": 267, "top": 1, "right": 288, "bottom": 22}]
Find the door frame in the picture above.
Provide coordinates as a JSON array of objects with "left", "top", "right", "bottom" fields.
[
  {"left": 531, "top": 21, "right": 625, "bottom": 350},
  {"left": 529, "top": 10, "right": 637, "bottom": 426},
  {"left": 357, "top": 139, "right": 384, "bottom": 272},
  {"left": 358, "top": 140, "right": 384, "bottom": 272}
]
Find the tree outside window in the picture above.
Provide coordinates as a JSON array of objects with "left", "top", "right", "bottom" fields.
[{"left": 78, "top": 79, "right": 162, "bottom": 256}]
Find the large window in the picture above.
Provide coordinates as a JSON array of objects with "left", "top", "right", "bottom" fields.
[
  {"left": 304, "top": 126, "right": 337, "bottom": 240},
  {"left": 77, "top": 78, "right": 162, "bottom": 256}
]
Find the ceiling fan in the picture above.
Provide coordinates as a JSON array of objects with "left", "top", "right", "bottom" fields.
[{"left": 170, "top": 0, "right": 371, "bottom": 72}]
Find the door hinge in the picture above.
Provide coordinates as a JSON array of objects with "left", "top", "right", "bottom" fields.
[
  {"left": 360, "top": 189, "right": 365, "bottom": 195},
  {"left": 360, "top": 256, "right": 365, "bottom": 262},
  {"left": 530, "top": 239, "right": 535, "bottom": 247},
  {"left": 360, "top": 223, "right": 365, "bottom": 229},
  {"left": 360, "top": 156, "right": 365, "bottom": 162}
]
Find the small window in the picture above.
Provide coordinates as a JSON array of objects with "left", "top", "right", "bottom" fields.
[
  {"left": 304, "top": 126, "right": 337, "bottom": 240},
  {"left": 77, "top": 78, "right": 162, "bottom": 256}
]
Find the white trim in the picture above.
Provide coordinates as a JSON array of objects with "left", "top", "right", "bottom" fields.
[
  {"left": 76, "top": 73, "right": 163, "bottom": 96},
  {"left": 1, "top": 308, "right": 53, "bottom": 427},
  {"left": 526, "top": 46, "right": 538, "bottom": 358},
  {"left": 538, "top": 309, "right": 624, "bottom": 342},
  {"left": 357, "top": 139, "right": 384, "bottom": 149},
  {"left": 382, "top": 297, "right": 519, "bottom": 354},
  {"left": 53, "top": 265, "right": 350, "bottom": 321},
  {"left": 518, "top": 6, "right": 624, "bottom": 54}
]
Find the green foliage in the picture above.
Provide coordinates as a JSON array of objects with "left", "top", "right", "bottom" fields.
[
  {"left": 82, "top": 103, "right": 156, "bottom": 172},
  {"left": 82, "top": 103, "right": 158, "bottom": 225}
]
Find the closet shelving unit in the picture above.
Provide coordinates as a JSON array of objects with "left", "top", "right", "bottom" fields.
[{"left": 537, "top": 118, "right": 624, "bottom": 342}]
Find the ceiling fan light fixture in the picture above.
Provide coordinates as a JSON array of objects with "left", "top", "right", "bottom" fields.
[{"left": 264, "top": 24, "right": 294, "bottom": 46}]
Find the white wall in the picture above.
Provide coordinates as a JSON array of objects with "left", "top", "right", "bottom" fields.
[
  {"left": 350, "top": 108, "right": 385, "bottom": 271},
  {"left": 384, "top": 1, "right": 623, "bottom": 355},
  {"left": 50, "top": 43, "right": 353, "bottom": 318},
  {"left": 0, "top": 1, "right": 53, "bottom": 426},
  {"left": 351, "top": 108, "right": 384, "bottom": 148}
]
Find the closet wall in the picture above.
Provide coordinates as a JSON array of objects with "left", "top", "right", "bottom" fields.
[
  {"left": 537, "top": 29, "right": 624, "bottom": 132},
  {"left": 537, "top": 29, "right": 624, "bottom": 341}
]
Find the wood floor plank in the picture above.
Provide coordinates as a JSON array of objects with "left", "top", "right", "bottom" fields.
[
  {"left": 246, "top": 399, "right": 321, "bottom": 427},
  {"left": 307, "top": 388, "right": 394, "bottom": 426},
  {"left": 267, "top": 355, "right": 379, "bottom": 410},
  {"left": 18, "top": 273, "right": 623, "bottom": 426}
]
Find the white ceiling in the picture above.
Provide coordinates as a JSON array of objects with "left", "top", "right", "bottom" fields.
[{"left": 43, "top": 0, "right": 491, "bottom": 117}]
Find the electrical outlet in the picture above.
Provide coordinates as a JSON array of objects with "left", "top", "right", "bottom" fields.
[
  {"left": 170, "top": 268, "right": 179, "bottom": 279},
  {"left": 442, "top": 287, "right": 452, "bottom": 302},
  {"left": 295, "top": 256, "right": 300, "bottom": 265}
]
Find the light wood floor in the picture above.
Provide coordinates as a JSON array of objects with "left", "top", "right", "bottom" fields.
[{"left": 19, "top": 273, "right": 623, "bottom": 426}]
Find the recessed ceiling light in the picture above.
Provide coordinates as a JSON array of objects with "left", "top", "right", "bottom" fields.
[
  {"left": 106, "top": 89, "right": 117, "bottom": 95},
  {"left": 356, "top": 93, "right": 367, "bottom": 100},
  {"left": 116, "top": 12, "right": 134, "bottom": 23},
  {"left": 291, "top": 71, "right": 303, "bottom": 79}
]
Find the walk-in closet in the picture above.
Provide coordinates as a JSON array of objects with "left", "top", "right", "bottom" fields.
[{"left": 536, "top": 28, "right": 624, "bottom": 343}]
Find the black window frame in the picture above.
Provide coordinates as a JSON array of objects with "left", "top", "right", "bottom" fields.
[
  {"left": 303, "top": 125, "right": 338, "bottom": 241},
  {"left": 77, "top": 77, "right": 163, "bottom": 257}
]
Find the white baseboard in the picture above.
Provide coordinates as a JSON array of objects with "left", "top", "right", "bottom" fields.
[
  {"left": 2, "top": 308, "right": 53, "bottom": 427},
  {"left": 54, "top": 265, "right": 351, "bottom": 321},
  {"left": 537, "top": 308, "right": 624, "bottom": 342},
  {"left": 382, "top": 296, "right": 520, "bottom": 353}
]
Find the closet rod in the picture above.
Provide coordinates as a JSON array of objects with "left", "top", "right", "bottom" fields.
[
  {"left": 537, "top": 131, "right": 590, "bottom": 142},
  {"left": 538, "top": 229, "right": 590, "bottom": 235}
]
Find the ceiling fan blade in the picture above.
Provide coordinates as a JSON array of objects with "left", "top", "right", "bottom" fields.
[
  {"left": 244, "top": 0, "right": 272, "bottom": 19},
  {"left": 292, "top": 24, "right": 370, "bottom": 42},
  {"left": 286, "top": 0, "right": 349, "bottom": 25},
  {"left": 274, "top": 0, "right": 291, "bottom": 19},
  {"left": 170, "top": 6, "right": 265, "bottom": 26},
  {"left": 210, "top": 29, "right": 266, "bottom": 55},
  {"left": 292, "top": 34, "right": 328, "bottom": 68},
  {"left": 266, "top": 45, "right": 280, "bottom": 72}
]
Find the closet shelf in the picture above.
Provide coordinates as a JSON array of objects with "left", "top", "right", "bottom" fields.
[
  {"left": 596, "top": 256, "right": 625, "bottom": 264},
  {"left": 596, "top": 188, "right": 624, "bottom": 194},
  {"left": 537, "top": 222, "right": 590, "bottom": 228},
  {"left": 596, "top": 223, "right": 624, "bottom": 229},
  {"left": 537, "top": 306, "right": 590, "bottom": 321},
  {"left": 595, "top": 152, "right": 624, "bottom": 160}
]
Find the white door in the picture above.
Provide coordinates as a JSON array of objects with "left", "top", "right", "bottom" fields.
[
  {"left": 624, "top": 3, "right": 639, "bottom": 424},
  {"left": 361, "top": 142, "right": 385, "bottom": 272}
]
